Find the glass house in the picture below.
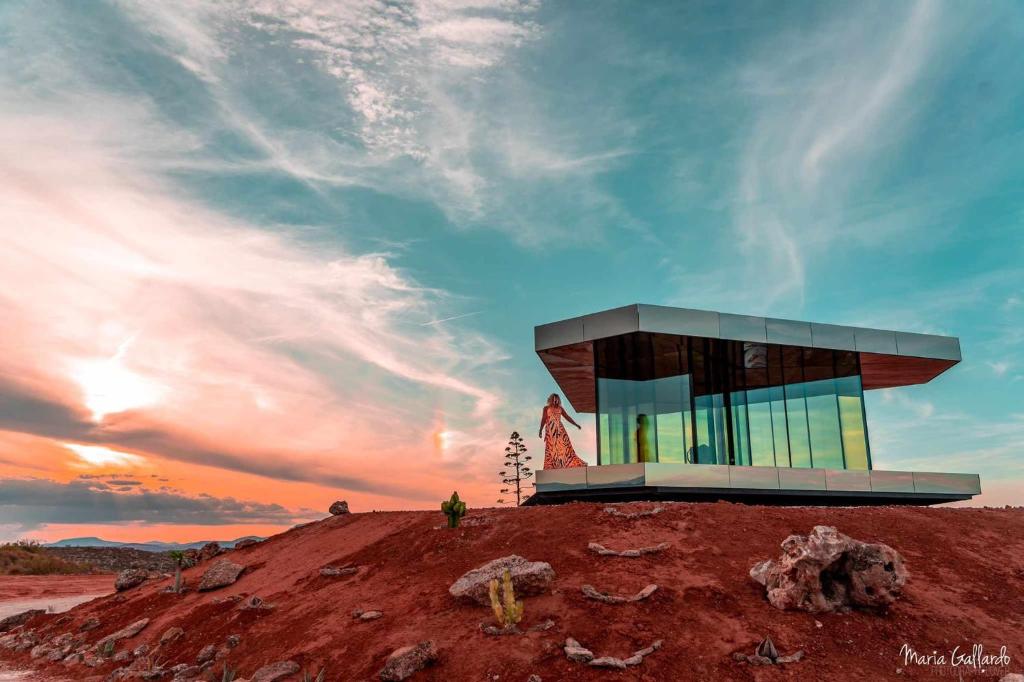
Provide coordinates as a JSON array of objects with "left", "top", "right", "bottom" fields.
[{"left": 529, "top": 304, "right": 980, "bottom": 505}]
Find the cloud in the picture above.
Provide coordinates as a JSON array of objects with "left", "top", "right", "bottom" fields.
[
  {"left": 0, "top": 58, "right": 511, "bottom": 501},
  {"left": 106, "top": 0, "right": 633, "bottom": 246},
  {"left": 0, "top": 477, "right": 318, "bottom": 530},
  {"left": 680, "top": 0, "right": 943, "bottom": 311},
  {"left": 987, "top": 361, "right": 1010, "bottom": 377}
]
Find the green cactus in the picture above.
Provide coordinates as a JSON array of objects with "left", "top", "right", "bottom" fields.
[
  {"left": 441, "top": 491, "right": 467, "bottom": 528},
  {"left": 488, "top": 569, "right": 523, "bottom": 629}
]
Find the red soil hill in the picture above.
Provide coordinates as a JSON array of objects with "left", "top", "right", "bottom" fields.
[{"left": 3, "top": 502, "right": 1023, "bottom": 680}]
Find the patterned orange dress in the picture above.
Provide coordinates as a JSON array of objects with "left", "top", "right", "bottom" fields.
[{"left": 543, "top": 405, "right": 587, "bottom": 469}]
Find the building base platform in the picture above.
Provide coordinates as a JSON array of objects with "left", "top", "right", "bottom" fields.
[{"left": 524, "top": 463, "right": 981, "bottom": 506}]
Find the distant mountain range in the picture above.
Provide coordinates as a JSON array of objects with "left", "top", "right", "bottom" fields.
[{"left": 45, "top": 536, "right": 264, "bottom": 553}]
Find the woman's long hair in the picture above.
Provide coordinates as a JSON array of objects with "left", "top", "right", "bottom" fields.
[{"left": 546, "top": 393, "right": 561, "bottom": 407}]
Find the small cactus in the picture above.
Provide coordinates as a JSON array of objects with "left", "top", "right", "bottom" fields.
[
  {"left": 488, "top": 568, "right": 523, "bottom": 629},
  {"left": 221, "top": 664, "right": 236, "bottom": 682},
  {"left": 302, "top": 669, "right": 326, "bottom": 682},
  {"left": 441, "top": 491, "right": 467, "bottom": 528}
]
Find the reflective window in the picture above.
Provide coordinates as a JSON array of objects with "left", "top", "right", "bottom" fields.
[
  {"left": 805, "top": 379, "right": 844, "bottom": 469},
  {"left": 746, "top": 388, "right": 777, "bottom": 466},
  {"left": 836, "top": 375, "right": 870, "bottom": 469},
  {"left": 593, "top": 334, "right": 872, "bottom": 470}
]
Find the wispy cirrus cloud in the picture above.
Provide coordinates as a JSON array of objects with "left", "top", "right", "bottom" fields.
[
  {"left": 0, "top": 93, "right": 504, "bottom": 502},
  {"left": 109, "top": 0, "right": 633, "bottom": 245},
  {"left": 693, "top": 0, "right": 945, "bottom": 310}
]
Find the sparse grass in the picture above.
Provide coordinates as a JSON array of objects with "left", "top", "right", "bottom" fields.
[{"left": 0, "top": 541, "right": 91, "bottom": 575}]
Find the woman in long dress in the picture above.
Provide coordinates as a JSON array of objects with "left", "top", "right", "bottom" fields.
[{"left": 539, "top": 393, "right": 587, "bottom": 469}]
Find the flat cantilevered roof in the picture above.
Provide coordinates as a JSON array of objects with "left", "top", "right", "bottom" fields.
[{"left": 536, "top": 304, "right": 961, "bottom": 413}]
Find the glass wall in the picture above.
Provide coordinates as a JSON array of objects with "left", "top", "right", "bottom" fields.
[{"left": 595, "top": 333, "right": 871, "bottom": 470}]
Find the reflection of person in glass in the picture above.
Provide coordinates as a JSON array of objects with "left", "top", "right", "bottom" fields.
[
  {"left": 636, "top": 413, "right": 653, "bottom": 463},
  {"left": 539, "top": 393, "right": 586, "bottom": 469}
]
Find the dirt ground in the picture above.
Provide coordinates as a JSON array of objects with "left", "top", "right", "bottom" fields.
[{"left": 2, "top": 503, "right": 1023, "bottom": 681}]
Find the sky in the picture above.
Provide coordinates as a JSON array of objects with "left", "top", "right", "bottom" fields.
[{"left": 1, "top": 0, "right": 1022, "bottom": 543}]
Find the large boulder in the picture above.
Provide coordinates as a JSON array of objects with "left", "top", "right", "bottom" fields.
[
  {"left": 196, "top": 542, "right": 224, "bottom": 564},
  {"left": 449, "top": 555, "right": 554, "bottom": 606},
  {"left": 115, "top": 568, "right": 149, "bottom": 592},
  {"left": 750, "top": 525, "right": 908, "bottom": 613},
  {"left": 329, "top": 500, "right": 350, "bottom": 515},
  {"left": 379, "top": 641, "right": 438, "bottom": 681},
  {"left": 198, "top": 560, "right": 245, "bottom": 591}
]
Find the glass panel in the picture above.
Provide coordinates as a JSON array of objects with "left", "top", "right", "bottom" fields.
[
  {"left": 784, "top": 381, "right": 812, "bottom": 468},
  {"left": 652, "top": 375, "right": 690, "bottom": 463},
  {"left": 805, "top": 378, "right": 844, "bottom": 469},
  {"left": 598, "top": 374, "right": 695, "bottom": 465},
  {"left": 769, "top": 385, "right": 790, "bottom": 467},
  {"left": 694, "top": 393, "right": 726, "bottom": 464},
  {"left": 837, "top": 375, "right": 870, "bottom": 470},
  {"left": 746, "top": 387, "right": 776, "bottom": 466},
  {"left": 730, "top": 390, "right": 750, "bottom": 466}
]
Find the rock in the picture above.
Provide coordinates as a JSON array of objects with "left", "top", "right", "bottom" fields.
[
  {"left": 776, "top": 651, "right": 805, "bottom": 664},
  {"left": 198, "top": 559, "right": 245, "bottom": 591},
  {"left": 115, "top": 568, "right": 149, "bottom": 591},
  {"left": 581, "top": 583, "right": 658, "bottom": 604},
  {"left": 320, "top": 565, "right": 359, "bottom": 577},
  {"left": 359, "top": 610, "right": 383, "bottom": 621},
  {"left": 329, "top": 500, "right": 350, "bottom": 515},
  {"left": 749, "top": 526, "right": 908, "bottom": 612},
  {"left": 604, "top": 506, "right": 664, "bottom": 519},
  {"left": 226, "top": 634, "right": 241, "bottom": 648},
  {"left": 379, "top": 641, "right": 438, "bottom": 681},
  {"left": 234, "top": 538, "right": 260, "bottom": 550},
  {"left": 566, "top": 638, "right": 660, "bottom": 668},
  {"left": 172, "top": 664, "right": 202, "bottom": 680},
  {"left": 449, "top": 556, "right": 555, "bottom": 606},
  {"left": 240, "top": 595, "right": 273, "bottom": 610},
  {"left": 113, "top": 650, "right": 131, "bottom": 663},
  {"left": 96, "top": 618, "right": 149, "bottom": 652},
  {"left": 527, "top": 676, "right": 541, "bottom": 682},
  {"left": 529, "top": 619, "right": 555, "bottom": 632},
  {"left": 589, "top": 657, "right": 627, "bottom": 669},
  {"left": 196, "top": 644, "right": 217, "bottom": 664},
  {"left": 80, "top": 617, "right": 101, "bottom": 632},
  {"left": 564, "top": 638, "right": 594, "bottom": 663},
  {"left": 1000, "top": 675, "right": 1024, "bottom": 682},
  {"left": 251, "top": 660, "right": 300, "bottom": 682},
  {"left": 588, "top": 542, "right": 669, "bottom": 557},
  {"left": 197, "top": 542, "right": 224, "bottom": 564},
  {"left": 0, "top": 609, "right": 45, "bottom": 632},
  {"left": 160, "top": 626, "right": 184, "bottom": 645}
]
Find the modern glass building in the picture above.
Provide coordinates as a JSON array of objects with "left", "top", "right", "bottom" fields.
[{"left": 529, "top": 304, "right": 980, "bottom": 505}]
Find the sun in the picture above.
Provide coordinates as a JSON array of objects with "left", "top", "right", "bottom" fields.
[
  {"left": 72, "top": 336, "right": 164, "bottom": 421},
  {"left": 64, "top": 443, "right": 146, "bottom": 468}
]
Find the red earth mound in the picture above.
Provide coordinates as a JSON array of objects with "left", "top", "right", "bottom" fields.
[{"left": 2, "top": 502, "right": 1023, "bottom": 680}]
